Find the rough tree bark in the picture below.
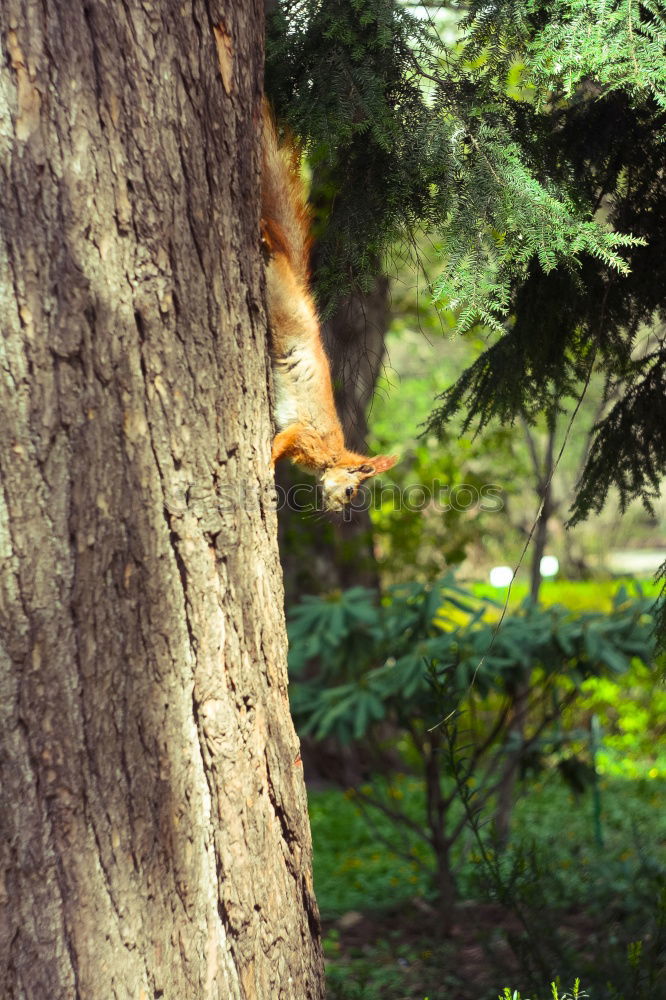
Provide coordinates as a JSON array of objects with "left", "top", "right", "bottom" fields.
[{"left": 0, "top": 2, "right": 323, "bottom": 998}]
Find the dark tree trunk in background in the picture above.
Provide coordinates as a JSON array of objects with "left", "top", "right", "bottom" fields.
[
  {"left": 0, "top": 2, "right": 323, "bottom": 997},
  {"left": 320, "top": 275, "right": 389, "bottom": 586},
  {"left": 322, "top": 275, "right": 390, "bottom": 455},
  {"left": 494, "top": 420, "right": 556, "bottom": 845},
  {"left": 528, "top": 424, "right": 555, "bottom": 605},
  {"left": 278, "top": 274, "right": 389, "bottom": 602}
]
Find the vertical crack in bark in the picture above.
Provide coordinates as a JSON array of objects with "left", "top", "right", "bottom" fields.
[
  {"left": 263, "top": 748, "right": 297, "bottom": 856},
  {"left": 81, "top": 2, "right": 104, "bottom": 106},
  {"left": 14, "top": 716, "right": 82, "bottom": 1000},
  {"left": 132, "top": 305, "right": 195, "bottom": 642}
]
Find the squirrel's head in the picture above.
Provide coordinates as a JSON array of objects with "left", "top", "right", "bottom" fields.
[{"left": 320, "top": 455, "right": 398, "bottom": 512}]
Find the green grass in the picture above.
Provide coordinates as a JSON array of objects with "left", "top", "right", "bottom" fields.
[
  {"left": 473, "top": 577, "right": 662, "bottom": 613},
  {"left": 324, "top": 930, "right": 464, "bottom": 1000},
  {"left": 310, "top": 775, "right": 666, "bottom": 921},
  {"left": 309, "top": 777, "right": 432, "bottom": 918},
  {"left": 311, "top": 775, "right": 666, "bottom": 999}
]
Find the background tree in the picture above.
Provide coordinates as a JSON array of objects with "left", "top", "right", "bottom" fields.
[
  {"left": 267, "top": 0, "right": 666, "bottom": 623},
  {"left": 0, "top": 2, "right": 323, "bottom": 996}
]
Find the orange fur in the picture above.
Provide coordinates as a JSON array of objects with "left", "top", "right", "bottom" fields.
[
  {"left": 261, "top": 103, "right": 397, "bottom": 511},
  {"left": 261, "top": 104, "right": 311, "bottom": 286}
]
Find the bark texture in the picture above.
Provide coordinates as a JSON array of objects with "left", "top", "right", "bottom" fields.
[{"left": 0, "top": 2, "right": 323, "bottom": 998}]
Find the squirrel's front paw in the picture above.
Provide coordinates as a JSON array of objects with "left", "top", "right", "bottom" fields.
[{"left": 271, "top": 426, "right": 300, "bottom": 466}]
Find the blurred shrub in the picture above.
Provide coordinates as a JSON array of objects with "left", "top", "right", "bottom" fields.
[{"left": 289, "top": 575, "right": 659, "bottom": 914}]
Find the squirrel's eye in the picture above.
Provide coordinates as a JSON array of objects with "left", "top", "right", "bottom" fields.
[{"left": 345, "top": 486, "right": 354, "bottom": 499}]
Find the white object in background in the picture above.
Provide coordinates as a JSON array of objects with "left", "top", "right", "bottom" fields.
[
  {"left": 607, "top": 549, "right": 666, "bottom": 575},
  {"left": 540, "top": 555, "right": 559, "bottom": 578},
  {"left": 489, "top": 566, "right": 514, "bottom": 588}
]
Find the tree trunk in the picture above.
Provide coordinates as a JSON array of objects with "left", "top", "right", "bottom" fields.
[
  {"left": 424, "top": 735, "right": 455, "bottom": 935},
  {"left": 278, "top": 275, "right": 389, "bottom": 602},
  {"left": 528, "top": 424, "right": 555, "bottom": 604},
  {"left": 0, "top": 3, "right": 323, "bottom": 998},
  {"left": 322, "top": 274, "right": 390, "bottom": 457},
  {"left": 494, "top": 421, "right": 556, "bottom": 844}
]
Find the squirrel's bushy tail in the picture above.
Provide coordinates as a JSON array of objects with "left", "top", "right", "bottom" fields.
[{"left": 261, "top": 102, "right": 311, "bottom": 287}]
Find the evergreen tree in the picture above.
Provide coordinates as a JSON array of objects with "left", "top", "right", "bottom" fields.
[{"left": 266, "top": 1, "right": 666, "bottom": 627}]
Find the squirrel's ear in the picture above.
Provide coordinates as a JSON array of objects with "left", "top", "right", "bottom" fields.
[{"left": 363, "top": 454, "right": 398, "bottom": 477}]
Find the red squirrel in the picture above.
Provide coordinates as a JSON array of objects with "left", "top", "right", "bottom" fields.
[{"left": 261, "top": 105, "right": 397, "bottom": 512}]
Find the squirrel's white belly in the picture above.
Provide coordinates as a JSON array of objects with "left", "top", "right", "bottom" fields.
[
  {"left": 272, "top": 344, "right": 319, "bottom": 430},
  {"left": 273, "top": 369, "right": 299, "bottom": 428}
]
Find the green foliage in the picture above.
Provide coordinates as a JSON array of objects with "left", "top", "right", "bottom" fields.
[
  {"left": 325, "top": 938, "right": 414, "bottom": 1000},
  {"left": 428, "top": 131, "right": 640, "bottom": 336},
  {"left": 462, "top": 771, "right": 666, "bottom": 997},
  {"left": 465, "top": 1, "right": 666, "bottom": 108},
  {"left": 368, "top": 276, "right": 665, "bottom": 586},
  {"left": 575, "top": 658, "right": 666, "bottom": 778},
  {"left": 266, "top": 0, "right": 440, "bottom": 307},
  {"left": 288, "top": 576, "right": 657, "bottom": 743},
  {"left": 266, "top": 0, "right": 643, "bottom": 326},
  {"left": 312, "top": 776, "right": 666, "bottom": 998},
  {"left": 310, "top": 778, "right": 430, "bottom": 915},
  {"left": 366, "top": 282, "right": 532, "bottom": 581},
  {"left": 290, "top": 575, "right": 660, "bottom": 929},
  {"left": 470, "top": 579, "right": 666, "bottom": 777},
  {"left": 498, "top": 982, "right": 585, "bottom": 1000},
  {"left": 424, "top": 85, "right": 666, "bottom": 622},
  {"left": 311, "top": 776, "right": 666, "bottom": 913},
  {"left": 473, "top": 577, "right": 663, "bottom": 611},
  {"left": 569, "top": 354, "right": 666, "bottom": 522},
  {"left": 324, "top": 927, "right": 461, "bottom": 1000}
]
